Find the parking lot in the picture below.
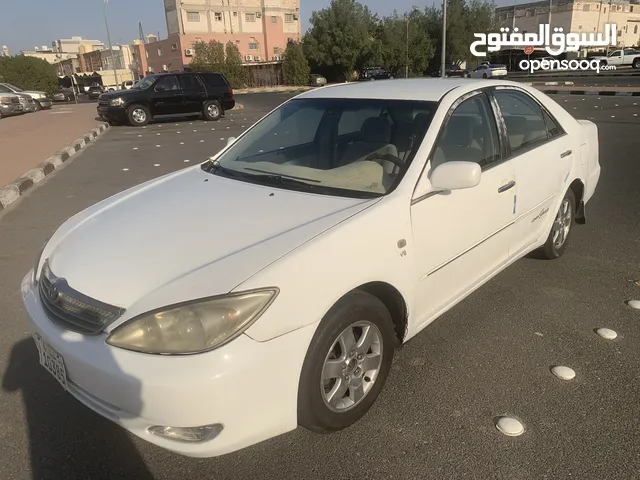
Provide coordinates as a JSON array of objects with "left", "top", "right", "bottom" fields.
[{"left": 0, "top": 93, "right": 639, "bottom": 480}]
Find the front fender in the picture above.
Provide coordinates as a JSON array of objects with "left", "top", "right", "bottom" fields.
[{"left": 238, "top": 197, "right": 416, "bottom": 342}]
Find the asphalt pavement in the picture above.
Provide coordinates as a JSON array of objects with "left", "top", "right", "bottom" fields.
[
  {"left": 1, "top": 93, "right": 640, "bottom": 480},
  {"left": 518, "top": 75, "right": 640, "bottom": 87}
]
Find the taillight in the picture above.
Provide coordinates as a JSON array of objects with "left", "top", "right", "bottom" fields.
[{"left": 228, "top": 88, "right": 234, "bottom": 99}]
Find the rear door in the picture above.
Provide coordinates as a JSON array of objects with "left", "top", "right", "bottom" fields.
[
  {"left": 150, "top": 75, "right": 184, "bottom": 115},
  {"left": 179, "top": 74, "right": 207, "bottom": 113},
  {"left": 490, "top": 87, "right": 574, "bottom": 257}
]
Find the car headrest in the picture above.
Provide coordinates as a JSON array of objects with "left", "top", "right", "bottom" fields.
[
  {"left": 360, "top": 117, "right": 391, "bottom": 143},
  {"left": 413, "top": 113, "right": 432, "bottom": 134},
  {"left": 503, "top": 115, "right": 529, "bottom": 135}
]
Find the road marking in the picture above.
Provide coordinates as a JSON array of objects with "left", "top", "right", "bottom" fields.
[
  {"left": 496, "top": 417, "right": 524, "bottom": 437},
  {"left": 551, "top": 366, "right": 575, "bottom": 380},
  {"left": 154, "top": 164, "right": 160, "bottom": 167},
  {"left": 200, "top": 140, "right": 204, "bottom": 143},
  {"left": 122, "top": 168, "right": 129, "bottom": 171},
  {"left": 596, "top": 328, "right": 617, "bottom": 340},
  {"left": 133, "top": 147, "right": 138, "bottom": 150},
  {"left": 184, "top": 159, "right": 190, "bottom": 162},
  {"left": 156, "top": 145, "right": 161, "bottom": 147},
  {"left": 180, "top": 142, "right": 184, "bottom": 145}
]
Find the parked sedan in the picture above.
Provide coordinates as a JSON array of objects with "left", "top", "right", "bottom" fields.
[
  {"left": 358, "top": 67, "right": 394, "bottom": 81},
  {"left": 309, "top": 73, "right": 328, "bottom": 87},
  {"left": 16, "top": 93, "right": 38, "bottom": 112},
  {"left": 53, "top": 88, "right": 76, "bottom": 102},
  {"left": 0, "top": 93, "right": 24, "bottom": 118},
  {"left": 22, "top": 78, "right": 600, "bottom": 458},
  {"left": 467, "top": 63, "right": 508, "bottom": 78},
  {"left": 0, "top": 83, "right": 52, "bottom": 110}
]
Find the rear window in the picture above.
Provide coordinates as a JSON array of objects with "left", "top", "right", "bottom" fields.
[{"left": 199, "top": 73, "right": 229, "bottom": 88}]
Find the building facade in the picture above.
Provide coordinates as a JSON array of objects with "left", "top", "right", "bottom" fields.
[
  {"left": 132, "top": 0, "right": 301, "bottom": 76},
  {"left": 496, "top": 0, "right": 640, "bottom": 48},
  {"left": 52, "top": 37, "right": 105, "bottom": 54}
]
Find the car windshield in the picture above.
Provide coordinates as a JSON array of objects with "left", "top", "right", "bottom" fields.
[
  {"left": 204, "top": 97, "right": 436, "bottom": 198},
  {"left": 6, "top": 84, "right": 23, "bottom": 92},
  {"left": 134, "top": 75, "right": 159, "bottom": 90}
]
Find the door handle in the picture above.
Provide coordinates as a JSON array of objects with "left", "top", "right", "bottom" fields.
[
  {"left": 498, "top": 180, "right": 516, "bottom": 193},
  {"left": 560, "top": 150, "right": 572, "bottom": 158}
]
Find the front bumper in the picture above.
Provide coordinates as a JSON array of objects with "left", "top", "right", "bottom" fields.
[
  {"left": 37, "top": 98, "right": 53, "bottom": 108},
  {"left": 97, "top": 105, "right": 128, "bottom": 122},
  {"left": 21, "top": 271, "right": 314, "bottom": 457},
  {"left": 1, "top": 104, "right": 24, "bottom": 116}
]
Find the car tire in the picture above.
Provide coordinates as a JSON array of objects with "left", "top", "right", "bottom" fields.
[
  {"left": 34, "top": 101, "right": 42, "bottom": 112},
  {"left": 127, "top": 104, "right": 150, "bottom": 127},
  {"left": 203, "top": 100, "right": 222, "bottom": 121},
  {"left": 535, "top": 188, "right": 576, "bottom": 260},
  {"left": 633, "top": 58, "right": 640, "bottom": 69},
  {"left": 482, "top": 73, "right": 488, "bottom": 79},
  {"left": 298, "top": 290, "right": 397, "bottom": 434}
]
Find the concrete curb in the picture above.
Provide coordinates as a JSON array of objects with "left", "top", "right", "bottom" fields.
[
  {"left": 540, "top": 89, "right": 640, "bottom": 96},
  {"left": 0, "top": 122, "right": 110, "bottom": 211}
]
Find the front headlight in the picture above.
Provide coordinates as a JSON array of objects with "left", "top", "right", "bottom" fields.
[
  {"left": 32, "top": 239, "right": 49, "bottom": 284},
  {"left": 106, "top": 288, "right": 279, "bottom": 355},
  {"left": 0, "top": 96, "right": 10, "bottom": 105},
  {"left": 110, "top": 97, "right": 125, "bottom": 107}
]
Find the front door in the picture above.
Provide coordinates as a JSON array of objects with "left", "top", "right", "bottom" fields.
[
  {"left": 410, "top": 91, "right": 517, "bottom": 330},
  {"left": 179, "top": 74, "right": 207, "bottom": 114},
  {"left": 491, "top": 88, "right": 574, "bottom": 257},
  {"left": 151, "top": 75, "right": 184, "bottom": 116}
]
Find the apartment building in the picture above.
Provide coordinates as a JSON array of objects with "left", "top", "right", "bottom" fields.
[
  {"left": 133, "top": 0, "right": 301, "bottom": 76},
  {"left": 496, "top": 0, "right": 640, "bottom": 48}
]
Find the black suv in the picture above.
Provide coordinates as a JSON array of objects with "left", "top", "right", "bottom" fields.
[
  {"left": 358, "top": 67, "right": 394, "bottom": 81},
  {"left": 88, "top": 85, "right": 104, "bottom": 100},
  {"left": 97, "top": 72, "right": 235, "bottom": 126}
]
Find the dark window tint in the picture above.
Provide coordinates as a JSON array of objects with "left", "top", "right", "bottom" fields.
[
  {"left": 180, "top": 74, "right": 203, "bottom": 90},
  {"left": 494, "top": 89, "right": 549, "bottom": 154},
  {"left": 542, "top": 110, "right": 563, "bottom": 138},
  {"left": 155, "top": 75, "right": 180, "bottom": 91},
  {"left": 431, "top": 93, "right": 501, "bottom": 170},
  {"left": 200, "top": 73, "right": 228, "bottom": 88},
  {"left": 0, "top": 85, "right": 11, "bottom": 93}
]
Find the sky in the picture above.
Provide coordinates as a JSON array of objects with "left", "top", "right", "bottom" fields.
[{"left": 0, "top": 0, "right": 509, "bottom": 55}]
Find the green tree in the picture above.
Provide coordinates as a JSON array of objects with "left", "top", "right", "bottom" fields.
[
  {"left": 189, "top": 40, "right": 225, "bottom": 73},
  {"left": 282, "top": 40, "right": 310, "bottom": 85},
  {"left": 303, "top": 0, "right": 378, "bottom": 81},
  {"left": 224, "top": 41, "right": 248, "bottom": 88},
  {"left": 0, "top": 55, "right": 58, "bottom": 95}
]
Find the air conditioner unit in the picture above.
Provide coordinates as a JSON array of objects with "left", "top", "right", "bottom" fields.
[
  {"left": 256, "top": 12, "right": 262, "bottom": 18},
  {"left": 254, "top": 55, "right": 261, "bottom": 61},
  {"left": 293, "top": 14, "right": 298, "bottom": 20},
  {"left": 272, "top": 55, "right": 281, "bottom": 61},
  {"left": 245, "top": 55, "right": 253, "bottom": 61},
  {"left": 185, "top": 48, "right": 194, "bottom": 56}
]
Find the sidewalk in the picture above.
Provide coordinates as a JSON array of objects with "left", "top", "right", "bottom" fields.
[{"left": 0, "top": 103, "right": 103, "bottom": 188}]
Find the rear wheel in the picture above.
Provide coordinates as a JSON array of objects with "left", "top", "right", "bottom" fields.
[
  {"left": 298, "top": 291, "right": 397, "bottom": 433},
  {"left": 203, "top": 100, "right": 222, "bottom": 121},
  {"left": 127, "top": 104, "right": 150, "bottom": 127},
  {"left": 536, "top": 189, "right": 575, "bottom": 259},
  {"left": 633, "top": 58, "right": 640, "bottom": 69},
  {"left": 482, "top": 73, "right": 488, "bottom": 79}
]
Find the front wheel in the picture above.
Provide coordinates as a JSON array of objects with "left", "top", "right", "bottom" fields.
[
  {"left": 127, "top": 104, "right": 150, "bottom": 126},
  {"left": 34, "top": 101, "right": 42, "bottom": 112},
  {"left": 203, "top": 100, "right": 222, "bottom": 121},
  {"left": 633, "top": 58, "right": 640, "bottom": 69},
  {"left": 297, "top": 291, "right": 397, "bottom": 433},
  {"left": 482, "top": 73, "right": 488, "bottom": 79},
  {"left": 536, "top": 189, "right": 575, "bottom": 259}
]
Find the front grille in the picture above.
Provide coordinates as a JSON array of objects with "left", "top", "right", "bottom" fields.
[
  {"left": 98, "top": 98, "right": 109, "bottom": 107},
  {"left": 38, "top": 260, "right": 125, "bottom": 335},
  {"left": 11, "top": 97, "right": 19, "bottom": 104}
]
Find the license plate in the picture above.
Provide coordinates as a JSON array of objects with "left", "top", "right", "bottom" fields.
[{"left": 33, "top": 333, "right": 68, "bottom": 390}]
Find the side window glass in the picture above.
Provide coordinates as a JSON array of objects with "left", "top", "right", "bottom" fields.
[
  {"left": 494, "top": 90, "right": 549, "bottom": 154},
  {"left": 156, "top": 75, "right": 179, "bottom": 91},
  {"left": 0, "top": 85, "right": 10, "bottom": 93},
  {"left": 338, "top": 107, "right": 382, "bottom": 136},
  {"left": 542, "top": 110, "right": 563, "bottom": 138},
  {"left": 431, "top": 93, "right": 501, "bottom": 170},
  {"left": 181, "top": 75, "right": 203, "bottom": 90}
]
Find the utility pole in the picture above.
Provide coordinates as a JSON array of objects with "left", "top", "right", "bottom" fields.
[
  {"left": 405, "top": 14, "right": 410, "bottom": 78},
  {"left": 548, "top": 0, "right": 552, "bottom": 26},
  {"left": 103, "top": 0, "right": 119, "bottom": 89},
  {"left": 441, "top": 0, "right": 447, "bottom": 77}
]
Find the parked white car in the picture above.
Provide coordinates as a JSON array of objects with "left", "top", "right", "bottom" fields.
[
  {"left": 22, "top": 78, "right": 600, "bottom": 458},
  {"left": 592, "top": 48, "right": 640, "bottom": 68},
  {"left": 467, "top": 63, "right": 508, "bottom": 78}
]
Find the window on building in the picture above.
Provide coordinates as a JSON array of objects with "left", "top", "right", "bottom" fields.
[
  {"left": 635, "top": 25, "right": 638, "bottom": 34},
  {"left": 631, "top": 6, "right": 635, "bottom": 12},
  {"left": 583, "top": 4, "right": 590, "bottom": 11},
  {"left": 214, "top": 12, "right": 222, "bottom": 21},
  {"left": 186, "top": 11, "right": 200, "bottom": 22},
  {"left": 249, "top": 42, "right": 259, "bottom": 50},
  {"left": 245, "top": 13, "right": 256, "bottom": 22},
  {"left": 603, "top": 7, "right": 606, "bottom": 13},
  {"left": 157, "top": 48, "right": 162, "bottom": 56},
  {"left": 271, "top": 15, "right": 277, "bottom": 23},
  {"left": 171, "top": 43, "right": 178, "bottom": 51},
  {"left": 285, "top": 14, "right": 294, "bottom": 22},
  {"left": 579, "top": 25, "right": 582, "bottom": 29},
  {"left": 233, "top": 11, "right": 238, "bottom": 16}
]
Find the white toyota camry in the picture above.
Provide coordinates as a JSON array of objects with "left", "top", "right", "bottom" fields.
[{"left": 22, "top": 78, "right": 601, "bottom": 458}]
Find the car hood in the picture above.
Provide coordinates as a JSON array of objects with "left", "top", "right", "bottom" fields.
[
  {"left": 44, "top": 166, "right": 376, "bottom": 309},
  {"left": 22, "top": 90, "right": 47, "bottom": 96},
  {"left": 99, "top": 89, "right": 137, "bottom": 99}
]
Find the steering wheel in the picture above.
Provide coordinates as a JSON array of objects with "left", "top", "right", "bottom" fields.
[{"left": 364, "top": 152, "right": 404, "bottom": 170}]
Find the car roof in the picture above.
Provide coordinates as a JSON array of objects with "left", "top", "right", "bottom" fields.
[{"left": 297, "top": 78, "right": 522, "bottom": 102}]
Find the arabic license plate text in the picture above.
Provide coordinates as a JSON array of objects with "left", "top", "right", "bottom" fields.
[{"left": 33, "top": 333, "right": 68, "bottom": 390}]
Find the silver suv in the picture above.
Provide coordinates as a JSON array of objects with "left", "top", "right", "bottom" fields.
[
  {"left": 0, "top": 83, "right": 52, "bottom": 110},
  {"left": 0, "top": 93, "right": 24, "bottom": 118}
]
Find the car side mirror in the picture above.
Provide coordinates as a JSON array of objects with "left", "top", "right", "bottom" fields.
[
  {"left": 226, "top": 137, "right": 236, "bottom": 146},
  {"left": 430, "top": 161, "right": 481, "bottom": 191}
]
